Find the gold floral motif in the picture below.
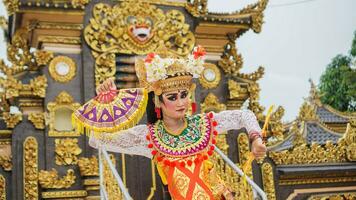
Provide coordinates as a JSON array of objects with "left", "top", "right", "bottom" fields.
[
  {"left": 23, "top": 137, "right": 38, "bottom": 200},
  {"left": 200, "top": 93, "right": 226, "bottom": 113},
  {"left": 41, "top": 190, "right": 87, "bottom": 198},
  {"left": 84, "top": 2, "right": 195, "bottom": 85},
  {"left": 248, "top": 82, "right": 265, "bottom": 120},
  {"left": 218, "top": 41, "right": 243, "bottom": 77},
  {"left": 266, "top": 106, "right": 285, "bottom": 146},
  {"left": 261, "top": 163, "right": 276, "bottom": 200},
  {"left": 2, "top": 112, "right": 22, "bottom": 128},
  {"left": 27, "top": 75, "right": 48, "bottom": 98},
  {"left": 102, "top": 154, "right": 122, "bottom": 199},
  {"left": 34, "top": 51, "right": 54, "bottom": 66},
  {"left": 269, "top": 140, "right": 347, "bottom": 165},
  {"left": 38, "top": 168, "right": 76, "bottom": 189},
  {"left": 298, "top": 102, "right": 317, "bottom": 121},
  {"left": 55, "top": 138, "right": 82, "bottom": 165},
  {"left": 228, "top": 79, "right": 248, "bottom": 100},
  {"left": 344, "top": 119, "right": 356, "bottom": 161},
  {"left": 199, "top": 63, "right": 221, "bottom": 89},
  {"left": 3, "top": 0, "right": 19, "bottom": 15},
  {"left": 238, "top": 0, "right": 268, "bottom": 33},
  {"left": 28, "top": 113, "right": 45, "bottom": 129},
  {"left": 78, "top": 156, "right": 99, "bottom": 176},
  {"left": 0, "top": 175, "right": 4, "bottom": 199},
  {"left": 185, "top": 0, "right": 207, "bottom": 17},
  {"left": 309, "top": 192, "right": 356, "bottom": 200},
  {"left": 237, "top": 133, "right": 250, "bottom": 165},
  {"left": 71, "top": 0, "right": 90, "bottom": 9},
  {"left": 0, "top": 141, "right": 11, "bottom": 171},
  {"left": 47, "top": 91, "right": 81, "bottom": 137},
  {"left": 49, "top": 56, "right": 77, "bottom": 83}
]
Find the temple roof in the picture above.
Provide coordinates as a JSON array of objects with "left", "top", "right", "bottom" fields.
[{"left": 316, "top": 105, "right": 354, "bottom": 124}]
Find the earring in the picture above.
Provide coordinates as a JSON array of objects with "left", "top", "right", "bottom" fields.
[{"left": 154, "top": 95, "right": 161, "bottom": 119}]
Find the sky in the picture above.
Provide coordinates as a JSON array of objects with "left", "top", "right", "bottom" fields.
[{"left": 0, "top": 0, "right": 355, "bottom": 122}]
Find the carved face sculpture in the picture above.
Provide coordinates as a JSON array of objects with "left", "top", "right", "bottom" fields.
[
  {"left": 160, "top": 89, "right": 190, "bottom": 120},
  {"left": 127, "top": 15, "right": 154, "bottom": 43}
]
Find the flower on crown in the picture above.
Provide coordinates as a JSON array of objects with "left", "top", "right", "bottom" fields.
[{"left": 144, "top": 45, "right": 206, "bottom": 82}]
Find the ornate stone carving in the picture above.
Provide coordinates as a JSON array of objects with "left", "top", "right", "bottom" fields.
[
  {"left": 3, "top": 0, "right": 19, "bottom": 15},
  {"left": 78, "top": 156, "right": 99, "bottom": 176},
  {"left": 55, "top": 138, "right": 82, "bottom": 165},
  {"left": 23, "top": 137, "right": 38, "bottom": 200},
  {"left": 0, "top": 175, "right": 5, "bottom": 200},
  {"left": 248, "top": 82, "right": 265, "bottom": 120},
  {"left": 309, "top": 193, "right": 356, "bottom": 200},
  {"left": 185, "top": 0, "right": 207, "bottom": 16},
  {"left": 102, "top": 155, "right": 122, "bottom": 199},
  {"left": 270, "top": 140, "right": 347, "bottom": 165},
  {"left": 199, "top": 63, "right": 221, "bottom": 89},
  {"left": 34, "top": 50, "right": 54, "bottom": 66},
  {"left": 47, "top": 91, "right": 81, "bottom": 137},
  {"left": 39, "top": 168, "right": 76, "bottom": 189},
  {"left": 84, "top": 2, "right": 195, "bottom": 85},
  {"left": 238, "top": 133, "right": 250, "bottom": 165},
  {"left": 344, "top": 119, "right": 356, "bottom": 161},
  {"left": 218, "top": 41, "right": 243, "bottom": 77},
  {"left": 261, "top": 163, "right": 276, "bottom": 200},
  {"left": 238, "top": 0, "right": 268, "bottom": 33},
  {"left": 71, "top": 0, "right": 90, "bottom": 9},
  {"left": 28, "top": 113, "right": 45, "bottom": 129},
  {"left": 200, "top": 93, "right": 226, "bottom": 113},
  {"left": 49, "top": 56, "right": 77, "bottom": 83},
  {"left": 228, "top": 79, "right": 248, "bottom": 100},
  {"left": 298, "top": 102, "right": 317, "bottom": 121},
  {"left": 41, "top": 190, "right": 87, "bottom": 199},
  {"left": 266, "top": 106, "right": 285, "bottom": 145},
  {"left": 0, "top": 141, "right": 12, "bottom": 171},
  {"left": 2, "top": 112, "right": 22, "bottom": 128}
]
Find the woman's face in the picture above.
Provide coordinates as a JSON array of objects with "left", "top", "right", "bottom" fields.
[{"left": 160, "top": 89, "right": 189, "bottom": 119}]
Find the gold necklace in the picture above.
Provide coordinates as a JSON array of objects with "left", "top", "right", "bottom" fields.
[{"left": 162, "top": 118, "right": 188, "bottom": 136}]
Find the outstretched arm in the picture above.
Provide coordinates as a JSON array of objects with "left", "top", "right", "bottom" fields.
[
  {"left": 213, "top": 109, "right": 266, "bottom": 159},
  {"left": 89, "top": 124, "right": 152, "bottom": 159}
]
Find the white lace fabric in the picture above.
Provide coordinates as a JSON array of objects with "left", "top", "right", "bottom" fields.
[{"left": 89, "top": 110, "right": 261, "bottom": 158}]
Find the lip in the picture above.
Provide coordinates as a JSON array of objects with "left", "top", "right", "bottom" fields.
[{"left": 176, "top": 108, "right": 185, "bottom": 112}]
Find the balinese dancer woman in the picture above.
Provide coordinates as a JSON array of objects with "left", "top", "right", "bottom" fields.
[{"left": 84, "top": 46, "right": 267, "bottom": 199}]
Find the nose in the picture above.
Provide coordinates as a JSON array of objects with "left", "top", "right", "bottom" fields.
[{"left": 176, "top": 96, "right": 185, "bottom": 106}]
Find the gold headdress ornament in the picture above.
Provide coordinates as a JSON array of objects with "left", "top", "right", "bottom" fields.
[{"left": 135, "top": 45, "right": 206, "bottom": 116}]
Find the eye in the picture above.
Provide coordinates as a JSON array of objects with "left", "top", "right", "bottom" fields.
[
  {"left": 180, "top": 91, "right": 188, "bottom": 99},
  {"left": 167, "top": 95, "right": 177, "bottom": 101}
]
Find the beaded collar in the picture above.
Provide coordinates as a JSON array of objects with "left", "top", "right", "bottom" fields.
[{"left": 146, "top": 113, "right": 218, "bottom": 164}]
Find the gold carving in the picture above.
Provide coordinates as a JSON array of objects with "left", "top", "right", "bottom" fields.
[
  {"left": 0, "top": 175, "right": 5, "bottom": 199},
  {"left": 28, "top": 113, "right": 45, "bottom": 129},
  {"left": 238, "top": 133, "right": 250, "bottom": 165},
  {"left": 71, "top": 0, "right": 90, "bottom": 9},
  {"left": 261, "top": 163, "right": 276, "bottom": 200},
  {"left": 34, "top": 51, "right": 54, "bottom": 66},
  {"left": 185, "top": 0, "right": 207, "bottom": 17},
  {"left": 200, "top": 93, "right": 226, "bottom": 113},
  {"left": 41, "top": 190, "right": 87, "bottom": 199},
  {"left": 78, "top": 156, "right": 99, "bottom": 176},
  {"left": 49, "top": 56, "right": 76, "bottom": 83},
  {"left": 39, "top": 168, "right": 76, "bottom": 189},
  {"left": 228, "top": 79, "right": 248, "bottom": 100},
  {"left": 218, "top": 41, "right": 243, "bottom": 77},
  {"left": 0, "top": 141, "right": 12, "bottom": 171},
  {"left": 248, "top": 82, "right": 265, "bottom": 120},
  {"left": 266, "top": 106, "right": 285, "bottom": 145},
  {"left": 298, "top": 102, "right": 317, "bottom": 121},
  {"left": 270, "top": 140, "right": 347, "bottom": 165},
  {"left": 344, "top": 119, "right": 356, "bottom": 161},
  {"left": 199, "top": 63, "right": 221, "bottom": 89},
  {"left": 2, "top": 112, "right": 22, "bottom": 128},
  {"left": 280, "top": 176, "right": 356, "bottom": 186},
  {"left": 23, "top": 137, "right": 38, "bottom": 200},
  {"left": 102, "top": 154, "right": 122, "bottom": 199},
  {"left": 3, "top": 0, "right": 19, "bottom": 15},
  {"left": 55, "top": 138, "right": 82, "bottom": 165},
  {"left": 309, "top": 192, "right": 356, "bottom": 200},
  {"left": 84, "top": 2, "right": 195, "bottom": 85},
  {"left": 37, "top": 36, "right": 81, "bottom": 45},
  {"left": 47, "top": 91, "right": 81, "bottom": 137},
  {"left": 238, "top": 0, "right": 268, "bottom": 33}
]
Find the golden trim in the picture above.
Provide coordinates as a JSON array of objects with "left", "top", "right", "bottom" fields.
[
  {"left": 0, "top": 175, "right": 5, "bottom": 200},
  {"left": 38, "top": 35, "right": 81, "bottom": 45},
  {"left": 38, "top": 168, "right": 76, "bottom": 189},
  {"left": 237, "top": 133, "right": 250, "bottom": 165},
  {"left": 199, "top": 63, "right": 221, "bottom": 89},
  {"left": 286, "top": 186, "right": 356, "bottom": 200},
  {"left": 308, "top": 192, "right": 356, "bottom": 200},
  {"left": 78, "top": 156, "right": 99, "bottom": 176},
  {"left": 23, "top": 137, "right": 38, "bottom": 200},
  {"left": 49, "top": 56, "right": 77, "bottom": 83},
  {"left": 47, "top": 91, "right": 81, "bottom": 137},
  {"left": 280, "top": 176, "right": 356, "bottom": 186},
  {"left": 83, "top": 179, "right": 99, "bottom": 186},
  {"left": 0, "top": 130, "right": 12, "bottom": 136},
  {"left": 28, "top": 113, "right": 45, "bottom": 129},
  {"left": 200, "top": 93, "right": 226, "bottom": 113},
  {"left": 2, "top": 113, "right": 22, "bottom": 129},
  {"left": 323, "top": 104, "right": 356, "bottom": 118},
  {"left": 121, "top": 154, "right": 127, "bottom": 186},
  {"left": 261, "top": 163, "right": 276, "bottom": 200},
  {"left": 147, "top": 159, "right": 157, "bottom": 200},
  {"left": 41, "top": 190, "right": 87, "bottom": 199}
]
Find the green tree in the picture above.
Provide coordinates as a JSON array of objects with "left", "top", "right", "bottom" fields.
[{"left": 318, "top": 31, "right": 356, "bottom": 112}]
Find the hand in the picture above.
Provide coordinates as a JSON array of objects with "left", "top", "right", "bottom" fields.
[
  {"left": 96, "top": 77, "right": 116, "bottom": 95},
  {"left": 251, "top": 137, "right": 267, "bottom": 159}
]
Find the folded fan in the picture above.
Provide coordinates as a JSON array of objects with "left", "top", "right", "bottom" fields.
[{"left": 72, "top": 88, "right": 148, "bottom": 136}]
